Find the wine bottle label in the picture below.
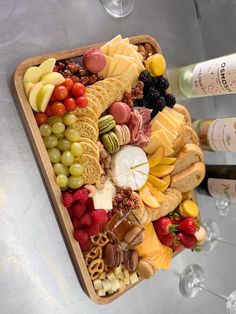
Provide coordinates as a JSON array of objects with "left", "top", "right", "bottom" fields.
[
  {"left": 192, "top": 54, "right": 236, "bottom": 96},
  {"left": 208, "top": 178, "right": 236, "bottom": 203},
  {"left": 207, "top": 118, "right": 236, "bottom": 152}
]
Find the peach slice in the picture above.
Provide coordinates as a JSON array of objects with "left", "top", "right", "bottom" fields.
[
  {"left": 159, "top": 157, "right": 176, "bottom": 165},
  {"left": 146, "top": 182, "right": 165, "bottom": 202},
  {"left": 23, "top": 66, "right": 42, "bottom": 84},
  {"left": 148, "top": 174, "right": 168, "bottom": 192},
  {"left": 139, "top": 184, "right": 160, "bottom": 209},
  {"left": 150, "top": 164, "right": 175, "bottom": 178},
  {"left": 148, "top": 146, "right": 164, "bottom": 168},
  {"left": 162, "top": 175, "right": 170, "bottom": 189}
]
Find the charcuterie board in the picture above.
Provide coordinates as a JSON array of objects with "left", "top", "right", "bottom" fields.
[{"left": 14, "top": 35, "right": 205, "bottom": 304}]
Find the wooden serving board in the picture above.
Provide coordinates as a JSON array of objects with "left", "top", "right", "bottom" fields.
[{"left": 13, "top": 35, "right": 175, "bottom": 304}]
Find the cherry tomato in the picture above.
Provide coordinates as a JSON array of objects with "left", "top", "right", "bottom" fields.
[
  {"left": 64, "top": 97, "right": 77, "bottom": 112},
  {"left": 62, "top": 78, "right": 74, "bottom": 90},
  {"left": 75, "top": 96, "right": 88, "bottom": 108},
  {"left": 45, "top": 104, "right": 53, "bottom": 117},
  {"left": 72, "top": 82, "right": 86, "bottom": 97},
  {"left": 51, "top": 102, "right": 66, "bottom": 116},
  {"left": 35, "top": 112, "right": 48, "bottom": 125},
  {"left": 52, "top": 85, "right": 69, "bottom": 101}
]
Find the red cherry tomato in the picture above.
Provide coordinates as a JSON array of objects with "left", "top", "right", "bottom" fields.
[
  {"left": 51, "top": 102, "right": 66, "bottom": 116},
  {"left": 62, "top": 78, "right": 74, "bottom": 90},
  {"left": 52, "top": 85, "right": 69, "bottom": 101},
  {"left": 64, "top": 97, "right": 77, "bottom": 112},
  {"left": 75, "top": 96, "right": 88, "bottom": 108},
  {"left": 45, "top": 104, "right": 53, "bottom": 117},
  {"left": 35, "top": 112, "right": 48, "bottom": 125},
  {"left": 72, "top": 82, "right": 86, "bottom": 97}
]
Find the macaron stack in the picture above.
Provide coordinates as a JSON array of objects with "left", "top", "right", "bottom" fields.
[
  {"left": 98, "top": 115, "right": 119, "bottom": 153},
  {"left": 82, "top": 48, "right": 107, "bottom": 74}
]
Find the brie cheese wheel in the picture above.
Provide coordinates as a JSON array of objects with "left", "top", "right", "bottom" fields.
[{"left": 111, "top": 145, "right": 149, "bottom": 190}]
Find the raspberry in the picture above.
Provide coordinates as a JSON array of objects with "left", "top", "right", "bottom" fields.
[
  {"left": 73, "top": 188, "right": 89, "bottom": 204},
  {"left": 80, "top": 239, "right": 91, "bottom": 252},
  {"left": 62, "top": 191, "right": 74, "bottom": 208},
  {"left": 67, "top": 206, "right": 74, "bottom": 217},
  {"left": 86, "top": 198, "right": 95, "bottom": 212},
  {"left": 80, "top": 213, "right": 92, "bottom": 226},
  {"left": 73, "top": 229, "right": 89, "bottom": 244},
  {"left": 72, "top": 202, "right": 86, "bottom": 218},
  {"left": 85, "top": 223, "right": 101, "bottom": 236},
  {"left": 91, "top": 209, "right": 108, "bottom": 226},
  {"left": 71, "top": 217, "right": 82, "bottom": 229}
]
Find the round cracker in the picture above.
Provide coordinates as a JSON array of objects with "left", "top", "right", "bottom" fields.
[
  {"left": 85, "top": 93, "right": 103, "bottom": 117},
  {"left": 86, "top": 89, "right": 105, "bottom": 114},
  {"left": 106, "top": 77, "right": 125, "bottom": 101},
  {"left": 95, "top": 79, "right": 118, "bottom": 107},
  {"left": 71, "top": 106, "right": 98, "bottom": 122},
  {"left": 80, "top": 154, "right": 101, "bottom": 184},
  {"left": 76, "top": 116, "right": 98, "bottom": 133},
  {"left": 73, "top": 121, "right": 98, "bottom": 143},
  {"left": 75, "top": 141, "right": 99, "bottom": 160},
  {"left": 87, "top": 85, "right": 109, "bottom": 111},
  {"left": 79, "top": 137, "right": 99, "bottom": 151}
]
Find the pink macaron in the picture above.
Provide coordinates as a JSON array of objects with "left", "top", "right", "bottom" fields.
[
  {"left": 109, "top": 102, "right": 131, "bottom": 124},
  {"left": 82, "top": 48, "right": 106, "bottom": 73}
]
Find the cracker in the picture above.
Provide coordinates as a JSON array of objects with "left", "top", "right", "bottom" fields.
[
  {"left": 73, "top": 121, "right": 98, "bottom": 143},
  {"left": 115, "top": 75, "right": 132, "bottom": 92},
  {"left": 76, "top": 116, "right": 98, "bottom": 133},
  {"left": 106, "top": 77, "right": 124, "bottom": 101},
  {"left": 72, "top": 106, "right": 98, "bottom": 122},
  {"left": 76, "top": 141, "right": 99, "bottom": 160},
  {"left": 80, "top": 154, "right": 102, "bottom": 184},
  {"left": 86, "top": 89, "right": 105, "bottom": 115},
  {"left": 95, "top": 79, "right": 118, "bottom": 107},
  {"left": 87, "top": 85, "right": 109, "bottom": 111},
  {"left": 79, "top": 137, "right": 99, "bottom": 151}
]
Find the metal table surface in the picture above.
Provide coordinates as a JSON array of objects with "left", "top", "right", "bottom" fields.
[{"left": 1, "top": 1, "right": 236, "bottom": 313}]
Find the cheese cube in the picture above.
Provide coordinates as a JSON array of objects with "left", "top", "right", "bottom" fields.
[
  {"left": 124, "top": 276, "right": 130, "bottom": 286},
  {"left": 116, "top": 271, "right": 124, "bottom": 280},
  {"left": 129, "top": 272, "right": 139, "bottom": 284},
  {"left": 102, "top": 279, "right": 111, "bottom": 292},
  {"left": 123, "top": 269, "right": 130, "bottom": 279},
  {"left": 107, "top": 272, "right": 116, "bottom": 281},
  {"left": 93, "top": 279, "right": 102, "bottom": 290},
  {"left": 119, "top": 280, "right": 126, "bottom": 290},
  {"left": 110, "top": 279, "right": 120, "bottom": 291},
  {"left": 98, "top": 272, "right": 107, "bottom": 280},
  {"left": 114, "top": 265, "right": 122, "bottom": 275},
  {"left": 97, "top": 289, "right": 106, "bottom": 297}
]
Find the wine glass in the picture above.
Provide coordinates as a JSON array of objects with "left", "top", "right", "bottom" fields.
[
  {"left": 215, "top": 198, "right": 231, "bottom": 216},
  {"left": 201, "top": 220, "right": 236, "bottom": 252},
  {"left": 179, "top": 264, "right": 236, "bottom": 314},
  {"left": 100, "top": 0, "right": 136, "bottom": 18}
]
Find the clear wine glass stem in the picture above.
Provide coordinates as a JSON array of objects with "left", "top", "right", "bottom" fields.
[
  {"left": 216, "top": 237, "right": 236, "bottom": 247},
  {"left": 198, "top": 283, "right": 228, "bottom": 301}
]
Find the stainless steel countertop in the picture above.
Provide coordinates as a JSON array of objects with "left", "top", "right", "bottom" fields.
[{"left": 1, "top": 1, "right": 235, "bottom": 313}]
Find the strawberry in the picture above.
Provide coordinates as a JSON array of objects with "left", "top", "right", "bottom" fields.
[
  {"left": 177, "top": 233, "right": 197, "bottom": 249},
  {"left": 178, "top": 217, "right": 197, "bottom": 235},
  {"left": 153, "top": 217, "right": 177, "bottom": 236},
  {"left": 168, "top": 212, "right": 181, "bottom": 225},
  {"left": 158, "top": 233, "right": 176, "bottom": 247}
]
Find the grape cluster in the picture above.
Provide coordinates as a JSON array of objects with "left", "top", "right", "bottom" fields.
[
  {"left": 134, "top": 70, "right": 176, "bottom": 118},
  {"left": 39, "top": 113, "right": 84, "bottom": 190}
]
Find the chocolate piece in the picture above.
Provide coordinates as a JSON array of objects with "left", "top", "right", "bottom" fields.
[
  {"left": 123, "top": 250, "right": 139, "bottom": 272},
  {"left": 124, "top": 226, "right": 144, "bottom": 248},
  {"left": 103, "top": 243, "right": 121, "bottom": 268}
]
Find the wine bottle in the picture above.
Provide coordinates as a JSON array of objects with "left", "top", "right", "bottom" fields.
[
  {"left": 192, "top": 117, "right": 236, "bottom": 152},
  {"left": 197, "top": 165, "right": 236, "bottom": 203},
  {"left": 179, "top": 53, "right": 236, "bottom": 98}
]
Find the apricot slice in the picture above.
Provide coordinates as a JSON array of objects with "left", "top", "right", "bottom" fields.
[
  {"left": 159, "top": 157, "right": 176, "bottom": 165},
  {"left": 162, "top": 175, "right": 170, "bottom": 189},
  {"left": 150, "top": 164, "right": 175, "bottom": 178},
  {"left": 148, "top": 146, "right": 164, "bottom": 168},
  {"left": 148, "top": 174, "right": 168, "bottom": 193},
  {"left": 146, "top": 182, "right": 165, "bottom": 202},
  {"left": 139, "top": 184, "right": 160, "bottom": 209}
]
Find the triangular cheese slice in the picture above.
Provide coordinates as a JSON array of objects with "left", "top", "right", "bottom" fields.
[
  {"left": 130, "top": 52, "right": 145, "bottom": 72},
  {"left": 100, "top": 34, "right": 122, "bottom": 54}
]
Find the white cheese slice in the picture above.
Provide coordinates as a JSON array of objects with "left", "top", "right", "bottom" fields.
[
  {"left": 100, "top": 34, "right": 122, "bottom": 54},
  {"left": 93, "top": 180, "right": 116, "bottom": 211}
]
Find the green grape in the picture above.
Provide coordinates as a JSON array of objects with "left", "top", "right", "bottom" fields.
[
  {"left": 52, "top": 122, "right": 65, "bottom": 134},
  {"left": 53, "top": 163, "right": 69, "bottom": 176},
  {"left": 70, "top": 142, "right": 83, "bottom": 157},
  {"left": 48, "top": 116, "right": 63, "bottom": 125},
  {"left": 43, "top": 135, "right": 58, "bottom": 148},
  {"left": 39, "top": 124, "right": 52, "bottom": 136},
  {"left": 54, "top": 131, "right": 65, "bottom": 139},
  {"left": 65, "top": 127, "right": 80, "bottom": 142},
  {"left": 68, "top": 175, "right": 84, "bottom": 189},
  {"left": 47, "top": 148, "right": 61, "bottom": 163},
  {"left": 63, "top": 113, "right": 77, "bottom": 126},
  {"left": 57, "top": 138, "right": 71, "bottom": 151},
  {"left": 69, "top": 163, "right": 84, "bottom": 176},
  {"left": 61, "top": 150, "right": 74, "bottom": 166},
  {"left": 56, "top": 174, "right": 68, "bottom": 188}
]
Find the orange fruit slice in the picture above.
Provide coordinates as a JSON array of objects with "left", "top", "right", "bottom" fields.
[
  {"left": 148, "top": 146, "right": 164, "bottom": 168},
  {"left": 139, "top": 184, "right": 160, "bottom": 208}
]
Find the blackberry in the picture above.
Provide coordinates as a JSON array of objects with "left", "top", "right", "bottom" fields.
[
  {"left": 133, "top": 98, "right": 148, "bottom": 107},
  {"left": 145, "top": 86, "right": 160, "bottom": 101},
  {"left": 156, "top": 76, "right": 170, "bottom": 94},
  {"left": 139, "top": 70, "right": 153, "bottom": 85},
  {"left": 164, "top": 93, "right": 176, "bottom": 108},
  {"left": 156, "top": 96, "right": 166, "bottom": 111}
]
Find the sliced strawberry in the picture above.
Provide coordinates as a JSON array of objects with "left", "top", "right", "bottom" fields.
[
  {"left": 178, "top": 217, "right": 197, "bottom": 235},
  {"left": 177, "top": 233, "right": 197, "bottom": 249},
  {"left": 153, "top": 217, "right": 177, "bottom": 236}
]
